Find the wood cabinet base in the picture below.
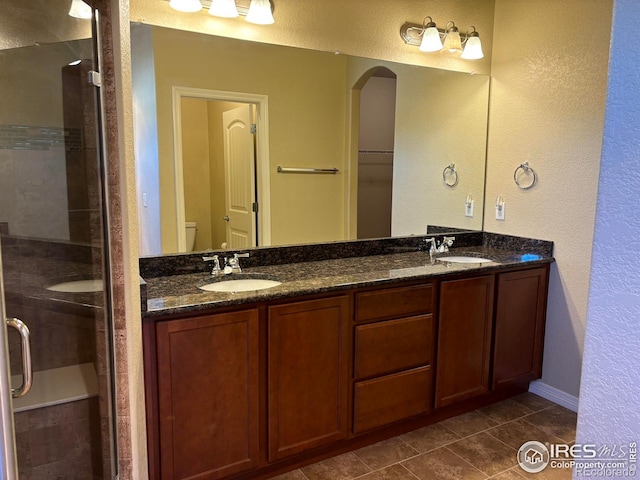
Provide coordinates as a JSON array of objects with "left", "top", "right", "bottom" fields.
[{"left": 223, "top": 382, "right": 529, "bottom": 480}]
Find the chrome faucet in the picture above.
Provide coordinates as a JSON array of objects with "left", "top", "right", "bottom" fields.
[
  {"left": 424, "top": 237, "right": 437, "bottom": 257},
  {"left": 226, "top": 252, "right": 250, "bottom": 273},
  {"left": 202, "top": 255, "right": 221, "bottom": 276}
]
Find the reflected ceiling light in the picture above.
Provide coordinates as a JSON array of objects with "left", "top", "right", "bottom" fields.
[
  {"left": 169, "top": 0, "right": 203, "bottom": 13},
  {"left": 68, "top": 59, "right": 83, "bottom": 66},
  {"left": 168, "top": 0, "right": 275, "bottom": 24},
  {"left": 401, "top": 17, "right": 484, "bottom": 60},
  {"left": 245, "top": 0, "right": 274, "bottom": 24},
  {"left": 68, "top": 0, "right": 92, "bottom": 19},
  {"left": 209, "top": 0, "right": 238, "bottom": 17}
]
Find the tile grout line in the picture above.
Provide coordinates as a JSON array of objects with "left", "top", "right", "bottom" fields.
[
  {"left": 442, "top": 445, "right": 490, "bottom": 479},
  {"left": 282, "top": 398, "right": 565, "bottom": 480},
  {"left": 398, "top": 463, "right": 422, "bottom": 480},
  {"left": 350, "top": 450, "right": 374, "bottom": 477}
]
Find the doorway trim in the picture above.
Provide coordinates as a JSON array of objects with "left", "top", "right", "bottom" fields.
[{"left": 171, "top": 86, "right": 272, "bottom": 250}]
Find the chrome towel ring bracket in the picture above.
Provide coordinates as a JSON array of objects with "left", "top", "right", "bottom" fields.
[
  {"left": 443, "top": 163, "right": 458, "bottom": 187},
  {"left": 514, "top": 162, "right": 537, "bottom": 190}
]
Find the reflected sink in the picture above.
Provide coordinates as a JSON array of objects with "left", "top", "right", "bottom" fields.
[
  {"left": 47, "top": 279, "right": 104, "bottom": 293},
  {"left": 199, "top": 278, "right": 282, "bottom": 293},
  {"left": 437, "top": 256, "right": 493, "bottom": 264}
]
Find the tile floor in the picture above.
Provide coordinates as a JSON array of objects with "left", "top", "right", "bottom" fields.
[{"left": 272, "top": 393, "right": 577, "bottom": 480}]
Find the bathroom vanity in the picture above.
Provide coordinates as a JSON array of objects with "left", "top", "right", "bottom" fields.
[{"left": 140, "top": 235, "right": 552, "bottom": 480}]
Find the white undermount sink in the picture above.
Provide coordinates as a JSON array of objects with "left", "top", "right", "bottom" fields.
[
  {"left": 437, "top": 256, "right": 493, "bottom": 264},
  {"left": 199, "top": 278, "right": 282, "bottom": 293}
]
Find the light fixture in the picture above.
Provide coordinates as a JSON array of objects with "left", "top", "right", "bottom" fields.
[
  {"left": 169, "top": 0, "right": 203, "bottom": 13},
  {"left": 400, "top": 17, "right": 484, "bottom": 60},
  {"left": 209, "top": 0, "right": 238, "bottom": 17},
  {"left": 419, "top": 17, "right": 443, "bottom": 52},
  {"left": 442, "top": 22, "right": 462, "bottom": 53},
  {"left": 460, "top": 27, "right": 484, "bottom": 60},
  {"left": 169, "top": 0, "right": 275, "bottom": 24},
  {"left": 245, "top": 0, "right": 274, "bottom": 24},
  {"left": 68, "top": 0, "right": 92, "bottom": 19}
]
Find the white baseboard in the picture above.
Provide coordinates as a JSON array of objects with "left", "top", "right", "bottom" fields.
[{"left": 528, "top": 380, "right": 579, "bottom": 412}]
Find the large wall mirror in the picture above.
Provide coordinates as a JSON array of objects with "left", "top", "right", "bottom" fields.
[{"left": 131, "top": 23, "right": 490, "bottom": 256}]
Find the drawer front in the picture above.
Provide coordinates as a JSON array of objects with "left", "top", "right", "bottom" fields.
[
  {"left": 355, "top": 284, "right": 434, "bottom": 323},
  {"left": 353, "top": 366, "right": 432, "bottom": 434},
  {"left": 354, "top": 314, "right": 434, "bottom": 379}
]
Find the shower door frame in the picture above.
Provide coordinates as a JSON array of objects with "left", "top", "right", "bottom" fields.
[{"left": 0, "top": 2, "right": 120, "bottom": 479}]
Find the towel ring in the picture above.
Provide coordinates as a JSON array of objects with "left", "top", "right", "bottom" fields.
[
  {"left": 443, "top": 163, "right": 458, "bottom": 187},
  {"left": 514, "top": 162, "right": 537, "bottom": 190}
]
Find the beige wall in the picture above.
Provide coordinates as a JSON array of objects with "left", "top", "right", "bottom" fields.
[
  {"left": 151, "top": 27, "right": 347, "bottom": 250},
  {"left": 131, "top": 25, "right": 162, "bottom": 255},
  {"left": 486, "top": 0, "right": 612, "bottom": 397},
  {"left": 131, "top": 0, "right": 495, "bottom": 76},
  {"left": 181, "top": 97, "right": 213, "bottom": 251},
  {"left": 346, "top": 56, "right": 489, "bottom": 236}
]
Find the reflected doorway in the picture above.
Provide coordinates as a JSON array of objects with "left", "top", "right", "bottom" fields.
[
  {"left": 357, "top": 68, "right": 397, "bottom": 239},
  {"left": 172, "top": 87, "right": 272, "bottom": 252}
]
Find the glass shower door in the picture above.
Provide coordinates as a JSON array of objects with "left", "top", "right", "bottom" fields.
[{"left": 0, "top": 2, "right": 117, "bottom": 479}]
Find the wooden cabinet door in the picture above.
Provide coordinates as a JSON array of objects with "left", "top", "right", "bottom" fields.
[
  {"left": 435, "top": 276, "right": 494, "bottom": 408},
  {"left": 156, "top": 310, "right": 259, "bottom": 480},
  {"left": 493, "top": 267, "right": 549, "bottom": 389},
  {"left": 268, "top": 296, "right": 350, "bottom": 461}
]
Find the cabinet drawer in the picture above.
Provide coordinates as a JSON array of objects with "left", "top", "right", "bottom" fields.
[
  {"left": 354, "top": 314, "right": 434, "bottom": 379},
  {"left": 355, "top": 284, "right": 434, "bottom": 323},
  {"left": 353, "top": 366, "right": 432, "bottom": 434}
]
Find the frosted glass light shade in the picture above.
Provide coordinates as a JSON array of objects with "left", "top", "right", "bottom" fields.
[
  {"left": 68, "top": 0, "right": 92, "bottom": 19},
  {"left": 419, "top": 26, "right": 443, "bottom": 52},
  {"left": 209, "top": 0, "right": 239, "bottom": 17},
  {"left": 169, "top": 0, "right": 202, "bottom": 13},
  {"left": 443, "top": 29, "right": 462, "bottom": 53},
  {"left": 246, "top": 0, "right": 274, "bottom": 24},
  {"left": 461, "top": 35, "right": 484, "bottom": 60}
]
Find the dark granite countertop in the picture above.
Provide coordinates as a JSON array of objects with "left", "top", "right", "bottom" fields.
[{"left": 143, "top": 246, "right": 554, "bottom": 318}]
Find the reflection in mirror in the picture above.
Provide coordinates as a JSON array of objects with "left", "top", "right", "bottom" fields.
[
  {"left": 131, "top": 24, "right": 490, "bottom": 256},
  {"left": 357, "top": 68, "right": 396, "bottom": 239}
]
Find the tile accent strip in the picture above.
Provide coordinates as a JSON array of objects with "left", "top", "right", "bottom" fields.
[{"left": 0, "top": 125, "right": 83, "bottom": 151}]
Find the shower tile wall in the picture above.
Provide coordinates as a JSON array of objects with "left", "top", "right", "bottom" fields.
[
  {"left": 0, "top": 126, "right": 77, "bottom": 240},
  {"left": 14, "top": 397, "right": 103, "bottom": 480}
]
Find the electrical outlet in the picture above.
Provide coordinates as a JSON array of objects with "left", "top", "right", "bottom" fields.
[
  {"left": 495, "top": 202, "right": 505, "bottom": 220},
  {"left": 465, "top": 200, "right": 474, "bottom": 217}
]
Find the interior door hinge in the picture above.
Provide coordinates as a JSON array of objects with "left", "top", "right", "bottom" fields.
[
  {"left": 252, "top": 202, "right": 259, "bottom": 213},
  {"left": 88, "top": 70, "right": 101, "bottom": 87},
  {"left": 250, "top": 124, "right": 257, "bottom": 134}
]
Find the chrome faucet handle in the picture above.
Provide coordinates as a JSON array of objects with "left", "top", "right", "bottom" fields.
[
  {"left": 437, "top": 236, "right": 456, "bottom": 253},
  {"left": 231, "top": 252, "right": 249, "bottom": 273},
  {"left": 203, "top": 255, "right": 221, "bottom": 276}
]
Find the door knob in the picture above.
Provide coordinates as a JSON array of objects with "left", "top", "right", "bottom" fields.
[{"left": 223, "top": 216, "right": 230, "bottom": 222}]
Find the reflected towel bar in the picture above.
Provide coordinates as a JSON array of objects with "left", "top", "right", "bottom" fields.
[{"left": 277, "top": 166, "right": 339, "bottom": 174}]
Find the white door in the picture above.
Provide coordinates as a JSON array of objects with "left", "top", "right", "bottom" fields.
[{"left": 223, "top": 105, "right": 257, "bottom": 249}]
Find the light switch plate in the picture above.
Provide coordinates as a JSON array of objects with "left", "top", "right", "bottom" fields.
[{"left": 465, "top": 200, "right": 474, "bottom": 217}]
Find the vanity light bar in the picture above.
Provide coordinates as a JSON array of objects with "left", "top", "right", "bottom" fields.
[
  {"left": 400, "top": 19, "right": 483, "bottom": 60},
  {"left": 167, "top": 0, "right": 275, "bottom": 24}
]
